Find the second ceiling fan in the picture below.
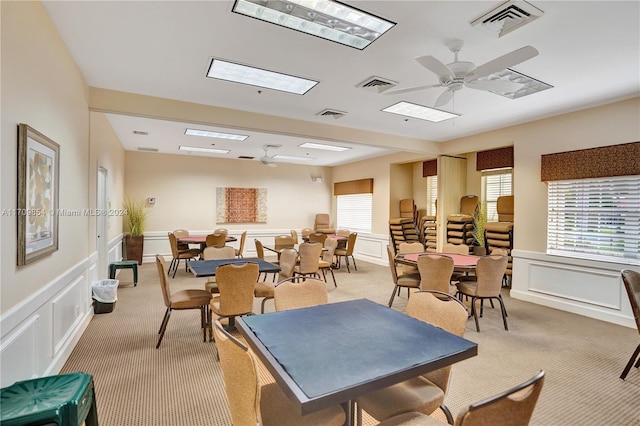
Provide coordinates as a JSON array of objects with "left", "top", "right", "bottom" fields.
[{"left": 384, "top": 40, "right": 539, "bottom": 107}]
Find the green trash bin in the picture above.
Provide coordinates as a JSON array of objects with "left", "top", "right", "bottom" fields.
[{"left": 0, "top": 372, "right": 98, "bottom": 426}]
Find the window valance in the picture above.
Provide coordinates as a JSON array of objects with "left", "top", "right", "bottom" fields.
[
  {"left": 422, "top": 159, "right": 437, "bottom": 177},
  {"left": 476, "top": 146, "right": 513, "bottom": 171},
  {"left": 541, "top": 141, "right": 640, "bottom": 181},
  {"left": 334, "top": 178, "right": 373, "bottom": 195}
]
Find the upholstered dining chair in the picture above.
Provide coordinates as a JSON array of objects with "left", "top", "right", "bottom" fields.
[
  {"left": 274, "top": 277, "right": 328, "bottom": 312},
  {"left": 254, "top": 239, "right": 278, "bottom": 282},
  {"left": 301, "top": 228, "right": 314, "bottom": 239},
  {"left": 167, "top": 232, "right": 199, "bottom": 278},
  {"left": 205, "top": 233, "right": 226, "bottom": 248},
  {"left": 235, "top": 231, "right": 247, "bottom": 258},
  {"left": 254, "top": 248, "right": 298, "bottom": 314},
  {"left": 397, "top": 241, "right": 425, "bottom": 277},
  {"left": 620, "top": 269, "right": 640, "bottom": 380},
  {"left": 319, "top": 237, "right": 339, "bottom": 287},
  {"left": 335, "top": 232, "right": 358, "bottom": 273},
  {"left": 274, "top": 235, "right": 296, "bottom": 251},
  {"left": 417, "top": 254, "right": 455, "bottom": 294},
  {"left": 210, "top": 262, "right": 259, "bottom": 329},
  {"left": 173, "top": 228, "right": 190, "bottom": 251},
  {"left": 212, "top": 320, "right": 346, "bottom": 426},
  {"left": 443, "top": 243, "right": 470, "bottom": 255},
  {"left": 294, "top": 242, "right": 323, "bottom": 280},
  {"left": 490, "top": 248, "right": 510, "bottom": 287},
  {"left": 308, "top": 232, "right": 328, "bottom": 246},
  {"left": 155, "top": 255, "right": 212, "bottom": 348},
  {"left": 290, "top": 229, "right": 299, "bottom": 244},
  {"left": 456, "top": 255, "right": 509, "bottom": 332},
  {"left": 214, "top": 228, "right": 228, "bottom": 236},
  {"left": 202, "top": 245, "right": 236, "bottom": 294},
  {"left": 357, "top": 290, "right": 469, "bottom": 424},
  {"left": 387, "top": 245, "right": 421, "bottom": 308},
  {"left": 313, "top": 213, "right": 335, "bottom": 234},
  {"left": 381, "top": 371, "right": 545, "bottom": 426}
]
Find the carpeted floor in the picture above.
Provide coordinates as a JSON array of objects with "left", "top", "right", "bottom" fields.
[{"left": 61, "top": 257, "right": 640, "bottom": 425}]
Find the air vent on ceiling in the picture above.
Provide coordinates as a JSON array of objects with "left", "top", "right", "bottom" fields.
[
  {"left": 357, "top": 76, "right": 398, "bottom": 93},
  {"left": 317, "top": 109, "right": 347, "bottom": 120},
  {"left": 133, "top": 130, "right": 148, "bottom": 135},
  {"left": 137, "top": 147, "right": 158, "bottom": 152},
  {"left": 470, "top": 0, "right": 544, "bottom": 37},
  {"left": 238, "top": 156, "right": 255, "bottom": 160}
]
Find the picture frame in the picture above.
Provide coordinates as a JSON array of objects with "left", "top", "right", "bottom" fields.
[{"left": 17, "top": 124, "right": 60, "bottom": 265}]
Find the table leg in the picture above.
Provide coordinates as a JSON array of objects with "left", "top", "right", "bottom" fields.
[{"left": 341, "top": 400, "right": 354, "bottom": 426}]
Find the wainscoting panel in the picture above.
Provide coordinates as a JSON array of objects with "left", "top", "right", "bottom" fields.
[
  {"left": 511, "top": 250, "right": 637, "bottom": 328},
  {"left": 0, "top": 314, "right": 39, "bottom": 386}
]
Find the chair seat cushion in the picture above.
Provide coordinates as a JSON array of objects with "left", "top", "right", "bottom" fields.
[
  {"left": 254, "top": 281, "right": 275, "bottom": 298},
  {"left": 456, "top": 281, "right": 478, "bottom": 296},
  {"left": 356, "top": 376, "right": 444, "bottom": 421},
  {"left": 318, "top": 260, "right": 332, "bottom": 268},
  {"left": 170, "top": 289, "right": 212, "bottom": 309},
  {"left": 377, "top": 411, "right": 443, "bottom": 426},
  {"left": 260, "top": 382, "right": 345, "bottom": 426}
]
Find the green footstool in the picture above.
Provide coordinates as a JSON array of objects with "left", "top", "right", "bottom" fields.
[
  {"left": 109, "top": 260, "right": 138, "bottom": 286},
  {"left": 0, "top": 372, "right": 98, "bottom": 426}
]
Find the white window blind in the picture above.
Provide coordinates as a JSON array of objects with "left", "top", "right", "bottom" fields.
[
  {"left": 547, "top": 175, "right": 640, "bottom": 265},
  {"left": 426, "top": 175, "right": 438, "bottom": 216},
  {"left": 482, "top": 169, "right": 512, "bottom": 221},
  {"left": 336, "top": 194, "right": 372, "bottom": 234}
]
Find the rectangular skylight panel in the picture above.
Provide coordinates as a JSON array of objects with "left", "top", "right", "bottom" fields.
[
  {"left": 207, "top": 59, "right": 318, "bottom": 95},
  {"left": 382, "top": 102, "right": 459, "bottom": 123},
  {"left": 179, "top": 146, "right": 230, "bottom": 154},
  {"left": 185, "top": 128, "right": 248, "bottom": 140},
  {"left": 299, "top": 142, "right": 351, "bottom": 152},
  {"left": 232, "top": 0, "right": 395, "bottom": 50}
]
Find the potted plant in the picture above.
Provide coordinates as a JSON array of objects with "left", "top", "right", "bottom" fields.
[
  {"left": 123, "top": 198, "right": 148, "bottom": 265},
  {"left": 472, "top": 202, "right": 488, "bottom": 256}
]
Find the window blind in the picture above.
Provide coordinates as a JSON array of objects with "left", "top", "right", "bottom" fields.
[
  {"left": 482, "top": 169, "right": 513, "bottom": 221},
  {"left": 426, "top": 175, "right": 438, "bottom": 216},
  {"left": 547, "top": 175, "right": 640, "bottom": 265},
  {"left": 336, "top": 194, "right": 372, "bottom": 234}
]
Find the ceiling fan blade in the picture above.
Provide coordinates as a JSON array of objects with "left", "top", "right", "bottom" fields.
[
  {"left": 471, "top": 46, "right": 539, "bottom": 79},
  {"left": 415, "top": 55, "right": 454, "bottom": 78},
  {"left": 383, "top": 84, "right": 444, "bottom": 95},
  {"left": 466, "top": 79, "right": 524, "bottom": 93},
  {"left": 434, "top": 89, "right": 454, "bottom": 107}
]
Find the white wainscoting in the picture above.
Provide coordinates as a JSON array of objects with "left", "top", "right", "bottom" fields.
[
  {"left": 0, "top": 235, "right": 123, "bottom": 388},
  {"left": 511, "top": 249, "right": 637, "bottom": 328}
]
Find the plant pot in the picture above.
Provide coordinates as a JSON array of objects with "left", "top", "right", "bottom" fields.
[
  {"left": 124, "top": 234, "right": 144, "bottom": 265},
  {"left": 473, "top": 246, "right": 487, "bottom": 256}
]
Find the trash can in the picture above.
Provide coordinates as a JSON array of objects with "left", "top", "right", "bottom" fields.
[{"left": 92, "top": 279, "right": 118, "bottom": 314}]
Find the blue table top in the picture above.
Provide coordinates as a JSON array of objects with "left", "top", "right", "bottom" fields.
[
  {"left": 238, "top": 299, "right": 477, "bottom": 413},
  {"left": 188, "top": 257, "right": 280, "bottom": 277}
]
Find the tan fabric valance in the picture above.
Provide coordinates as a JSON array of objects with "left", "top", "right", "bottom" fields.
[
  {"left": 476, "top": 146, "right": 514, "bottom": 171},
  {"left": 422, "top": 159, "right": 437, "bottom": 177},
  {"left": 541, "top": 141, "right": 640, "bottom": 181},
  {"left": 334, "top": 178, "right": 374, "bottom": 195}
]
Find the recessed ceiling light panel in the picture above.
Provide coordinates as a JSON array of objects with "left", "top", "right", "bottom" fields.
[
  {"left": 382, "top": 102, "right": 459, "bottom": 123},
  {"left": 300, "top": 142, "right": 351, "bottom": 152},
  {"left": 185, "top": 128, "right": 248, "bottom": 140},
  {"left": 207, "top": 58, "right": 318, "bottom": 95},
  {"left": 482, "top": 68, "right": 553, "bottom": 99},
  {"left": 273, "top": 154, "right": 315, "bottom": 161},
  {"left": 232, "top": 0, "right": 395, "bottom": 50},
  {"left": 179, "top": 146, "right": 230, "bottom": 154}
]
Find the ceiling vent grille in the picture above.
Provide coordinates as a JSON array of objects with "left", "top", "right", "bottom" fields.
[
  {"left": 470, "top": 0, "right": 544, "bottom": 37},
  {"left": 357, "top": 76, "right": 398, "bottom": 93},
  {"left": 238, "top": 156, "right": 254, "bottom": 159},
  {"left": 133, "top": 130, "right": 148, "bottom": 135},
  {"left": 137, "top": 147, "right": 158, "bottom": 152},
  {"left": 317, "top": 109, "right": 347, "bottom": 119}
]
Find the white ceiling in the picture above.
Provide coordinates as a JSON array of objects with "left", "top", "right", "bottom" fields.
[{"left": 42, "top": 1, "right": 640, "bottom": 166}]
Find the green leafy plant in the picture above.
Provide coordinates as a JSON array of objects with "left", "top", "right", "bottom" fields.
[
  {"left": 472, "top": 202, "right": 488, "bottom": 247},
  {"left": 123, "top": 198, "right": 147, "bottom": 236}
]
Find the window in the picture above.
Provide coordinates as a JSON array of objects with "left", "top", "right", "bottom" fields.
[
  {"left": 426, "top": 175, "right": 438, "bottom": 216},
  {"left": 336, "top": 194, "right": 372, "bottom": 234},
  {"left": 547, "top": 175, "right": 640, "bottom": 265},
  {"left": 482, "top": 168, "right": 512, "bottom": 221}
]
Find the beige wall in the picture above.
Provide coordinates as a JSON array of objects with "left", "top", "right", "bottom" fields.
[
  {"left": 441, "top": 97, "right": 640, "bottom": 253},
  {"left": 124, "top": 151, "right": 333, "bottom": 232},
  {"left": 89, "top": 112, "right": 126, "bottom": 243},
  {"left": 1, "top": 1, "right": 90, "bottom": 313}
]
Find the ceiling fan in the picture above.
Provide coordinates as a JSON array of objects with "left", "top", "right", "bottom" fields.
[
  {"left": 260, "top": 144, "right": 281, "bottom": 167},
  {"left": 384, "top": 40, "right": 539, "bottom": 107}
]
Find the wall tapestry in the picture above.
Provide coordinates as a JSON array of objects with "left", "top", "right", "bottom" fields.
[{"left": 216, "top": 187, "right": 267, "bottom": 223}]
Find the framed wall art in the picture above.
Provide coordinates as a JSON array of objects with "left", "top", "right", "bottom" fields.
[
  {"left": 17, "top": 124, "right": 60, "bottom": 265},
  {"left": 216, "top": 187, "right": 267, "bottom": 223}
]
